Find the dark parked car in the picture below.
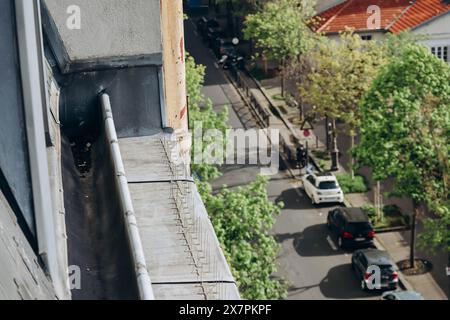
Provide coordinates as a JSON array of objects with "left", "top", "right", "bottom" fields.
[
  {"left": 205, "top": 27, "right": 225, "bottom": 47},
  {"left": 327, "top": 207, "right": 375, "bottom": 248},
  {"left": 352, "top": 249, "right": 399, "bottom": 291},
  {"left": 212, "top": 38, "right": 236, "bottom": 57},
  {"left": 196, "top": 17, "right": 220, "bottom": 39}
]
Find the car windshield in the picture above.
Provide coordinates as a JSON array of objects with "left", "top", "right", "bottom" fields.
[{"left": 318, "top": 181, "right": 338, "bottom": 189}]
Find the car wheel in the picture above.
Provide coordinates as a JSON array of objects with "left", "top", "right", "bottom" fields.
[
  {"left": 326, "top": 219, "right": 331, "bottom": 230},
  {"left": 338, "top": 236, "right": 343, "bottom": 248}
]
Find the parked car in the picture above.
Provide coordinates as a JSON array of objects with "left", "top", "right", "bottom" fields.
[
  {"left": 381, "top": 290, "right": 424, "bottom": 300},
  {"left": 327, "top": 207, "right": 375, "bottom": 248},
  {"left": 351, "top": 249, "right": 399, "bottom": 291},
  {"left": 212, "top": 38, "right": 235, "bottom": 57},
  {"left": 206, "top": 28, "right": 225, "bottom": 47},
  {"left": 196, "top": 17, "right": 220, "bottom": 39},
  {"left": 301, "top": 172, "right": 344, "bottom": 204}
]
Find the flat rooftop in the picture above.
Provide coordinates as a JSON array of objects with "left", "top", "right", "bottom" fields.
[
  {"left": 42, "top": 0, "right": 163, "bottom": 72},
  {"left": 120, "top": 134, "right": 240, "bottom": 300}
]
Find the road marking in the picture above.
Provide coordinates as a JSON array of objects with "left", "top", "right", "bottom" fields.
[
  {"left": 214, "top": 62, "right": 219, "bottom": 69},
  {"left": 326, "top": 235, "right": 338, "bottom": 251}
]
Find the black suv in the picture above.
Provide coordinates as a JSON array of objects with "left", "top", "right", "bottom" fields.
[
  {"left": 352, "top": 249, "right": 399, "bottom": 291},
  {"left": 327, "top": 208, "right": 375, "bottom": 248}
]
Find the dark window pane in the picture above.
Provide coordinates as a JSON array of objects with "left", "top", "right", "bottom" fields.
[
  {"left": 319, "top": 181, "right": 338, "bottom": 189},
  {"left": 0, "top": 0, "right": 35, "bottom": 238}
]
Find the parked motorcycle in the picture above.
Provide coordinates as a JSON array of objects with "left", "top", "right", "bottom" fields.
[{"left": 218, "top": 54, "right": 245, "bottom": 71}]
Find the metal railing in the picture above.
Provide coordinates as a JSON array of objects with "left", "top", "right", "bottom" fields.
[
  {"left": 232, "top": 69, "right": 270, "bottom": 128},
  {"left": 100, "top": 93, "right": 155, "bottom": 300}
]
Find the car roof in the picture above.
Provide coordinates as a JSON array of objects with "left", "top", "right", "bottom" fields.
[
  {"left": 313, "top": 172, "right": 337, "bottom": 182},
  {"left": 341, "top": 208, "right": 369, "bottom": 223},
  {"left": 391, "top": 291, "right": 423, "bottom": 300},
  {"left": 357, "top": 249, "right": 394, "bottom": 266}
]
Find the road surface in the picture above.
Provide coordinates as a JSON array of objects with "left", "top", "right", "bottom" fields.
[{"left": 185, "top": 17, "right": 378, "bottom": 300}]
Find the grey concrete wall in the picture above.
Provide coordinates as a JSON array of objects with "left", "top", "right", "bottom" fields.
[
  {"left": 0, "top": 191, "right": 55, "bottom": 300},
  {"left": 43, "top": 0, "right": 162, "bottom": 72},
  {"left": 59, "top": 66, "right": 163, "bottom": 139}
]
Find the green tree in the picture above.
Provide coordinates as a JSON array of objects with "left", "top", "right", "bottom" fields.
[
  {"left": 198, "top": 175, "right": 287, "bottom": 299},
  {"left": 299, "top": 31, "right": 385, "bottom": 173},
  {"left": 186, "top": 53, "right": 229, "bottom": 180},
  {"left": 243, "top": 0, "right": 316, "bottom": 95},
  {"left": 354, "top": 44, "right": 450, "bottom": 267}
]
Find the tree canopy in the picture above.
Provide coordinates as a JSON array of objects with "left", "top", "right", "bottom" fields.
[
  {"left": 299, "top": 31, "right": 385, "bottom": 134},
  {"left": 243, "top": 0, "right": 316, "bottom": 62},
  {"left": 186, "top": 53, "right": 229, "bottom": 180},
  {"left": 198, "top": 176, "right": 286, "bottom": 299},
  {"left": 354, "top": 44, "right": 450, "bottom": 253}
]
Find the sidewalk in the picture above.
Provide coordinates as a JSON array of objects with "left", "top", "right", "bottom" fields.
[{"left": 254, "top": 74, "right": 448, "bottom": 300}]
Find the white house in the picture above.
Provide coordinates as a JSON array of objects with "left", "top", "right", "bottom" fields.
[{"left": 313, "top": 0, "right": 450, "bottom": 62}]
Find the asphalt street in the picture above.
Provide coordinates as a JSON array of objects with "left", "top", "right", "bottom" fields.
[{"left": 185, "top": 18, "right": 379, "bottom": 300}]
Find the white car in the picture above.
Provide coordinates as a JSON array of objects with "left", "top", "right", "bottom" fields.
[{"left": 301, "top": 172, "right": 344, "bottom": 204}]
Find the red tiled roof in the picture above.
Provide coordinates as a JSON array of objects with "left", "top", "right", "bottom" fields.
[{"left": 314, "top": 0, "right": 450, "bottom": 34}]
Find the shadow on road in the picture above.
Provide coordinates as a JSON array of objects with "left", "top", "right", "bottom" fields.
[
  {"left": 319, "top": 264, "right": 379, "bottom": 299},
  {"left": 275, "top": 187, "right": 340, "bottom": 211},
  {"left": 275, "top": 188, "right": 313, "bottom": 210},
  {"left": 288, "top": 283, "right": 320, "bottom": 296},
  {"left": 290, "top": 224, "right": 343, "bottom": 257}
]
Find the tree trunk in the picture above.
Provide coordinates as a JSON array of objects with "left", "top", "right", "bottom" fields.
[
  {"left": 410, "top": 202, "right": 420, "bottom": 269},
  {"left": 280, "top": 59, "right": 285, "bottom": 97},
  {"left": 263, "top": 56, "right": 268, "bottom": 75},
  {"left": 447, "top": 224, "right": 450, "bottom": 300},
  {"left": 350, "top": 134, "right": 355, "bottom": 180},
  {"left": 373, "top": 181, "right": 384, "bottom": 222},
  {"left": 330, "top": 118, "right": 339, "bottom": 171},
  {"left": 374, "top": 181, "right": 380, "bottom": 220}
]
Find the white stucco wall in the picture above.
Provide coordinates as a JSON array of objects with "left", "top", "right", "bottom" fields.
[{"left": 413, "top": 12, "right": 450, "bottom": 47}]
